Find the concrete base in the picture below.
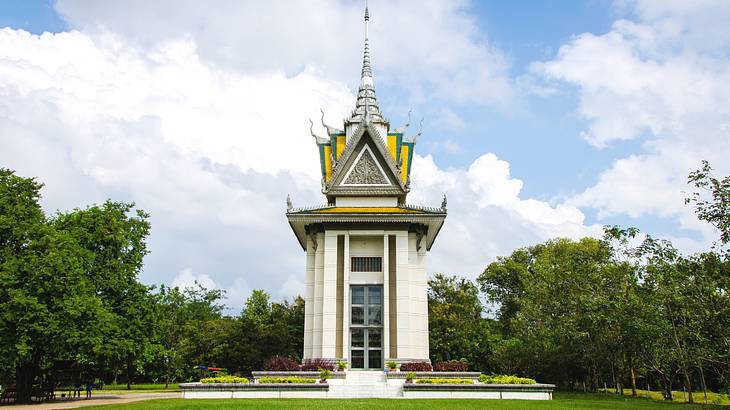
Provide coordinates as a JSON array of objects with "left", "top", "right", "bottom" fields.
[{"left": 181, "top": 373, "right": 555, "bottom": 400}]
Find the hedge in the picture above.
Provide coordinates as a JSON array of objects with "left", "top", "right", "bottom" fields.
[
  {"left": 258, "top": 377, "right": 317, "bottom": 384},
  {"left": 479, "top": 374, "right": 537, "bottom": 384},
  {"left": 416, "top": 378, "right": 474, "bottom": 384},
  {"left": 200, "top": 376, "right": 249, "bottom": 384}
]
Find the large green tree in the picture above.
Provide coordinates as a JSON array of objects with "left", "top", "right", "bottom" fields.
[
  {"left": 0, "top": 169, "right": 152, "bottom": 401},
  {"left": 428, "top": 273, "right": 498, "bottom": 372}
]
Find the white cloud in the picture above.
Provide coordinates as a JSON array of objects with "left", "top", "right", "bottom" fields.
[
  {"left": 410, "top": 154, "right": 602, "bottom": 277},
  {"left": 172, "top": 268, "right": 217, "bottom": 291},
  {"left": 54, "top": 0, "right": 514, "bottom": 109},
  {"left": 532, "top": 0, "right": 730, "bottom": 245}
]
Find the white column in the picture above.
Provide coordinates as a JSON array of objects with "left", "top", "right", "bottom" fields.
[
  {"left": 313, "top": 232, "right": 325, "bottom": 358},
  {"left": 395, "top": 231, "right": 410, "bottom": 359},
  {"left": 321, "top": 232, "right": 338, "bottom": 359},
  {"left": 342, "top": 233, "right": 350, "bottom": 362},
  {"left": 382, "top": 233, "right": 390, "bottom": 361},
  {"left": 413, "top": 240, "right": 430, "bottom": 360},
  {"left": 303, "top": 236, "right": 316, "bottom": 359}
]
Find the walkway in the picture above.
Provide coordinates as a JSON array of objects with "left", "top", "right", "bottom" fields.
[{"left": 7, "top": 392, "right": 178, "bottom": 409}]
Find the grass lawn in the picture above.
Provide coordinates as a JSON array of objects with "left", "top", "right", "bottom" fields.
[{"left": 83, "top": 392, "right": 730, "bottom": 409}]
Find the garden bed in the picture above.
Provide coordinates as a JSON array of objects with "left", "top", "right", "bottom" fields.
[
  {"left": 252, "top": 371, "right": 345, "bottom": 380},
  {"left": 180, "top": 382, "right": 329, "bottom": 399},
  {"left": 401, "top": 383, "right": 555, "bottom": 400},
  {"left": 386, "top": 372, "right": 482, "bottom": 379}
]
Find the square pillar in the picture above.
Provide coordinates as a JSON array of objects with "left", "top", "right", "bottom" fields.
[
  {"left": 382, "top": 233, "right": 390, "bottom": 361},
  {"left": 395, "top": 231, "right": 411, "bottom": 359},
  {"left": 321, "top": 232, "right": 339, "bottom": 359},
  {"left": 342, "top": 232, "right": 350, "bottom": 362},
  {"left": 303, "top": 236, "right": 315, "bottom": 359},
  {"left": 312, "top": 232, "right": 325, "bottom": 358}
]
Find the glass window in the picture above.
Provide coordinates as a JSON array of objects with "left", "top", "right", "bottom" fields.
[
  {"left": 368, "top": 349, "right": 382, "bottom": 369},
  {"left": 367, "top": 305, "right": 382, "bottom": 326},
  {"left": 352, "top": 287, "right": 364, "bottom": 305},
  {"left": 351, "top": 328, "right": 364, "bottom": 348},
  {"left": 351, "top": 306, "right": 364, "bottom": 325},
  {"left": 368, "top": 287, "right": 381, "bottom": 304},
  {"left": 351, "top": 350, "right": 364, "bottom": 369},
  {"left": 367, "top": 328, "right": 382, "bottom": 348}
]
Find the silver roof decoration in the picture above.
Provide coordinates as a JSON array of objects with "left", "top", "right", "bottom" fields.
[
  {"left": 320, "top": 108, "right": 343, "bottom": 135},
  {"left": 309, "top": 118, "right": 329, "bottom": 145},
  {"left": 406, "top": 118, "right": 424, "bottom": 143},
  {"left": 393, "top": 109, "right": 412, "bottom": 134}
]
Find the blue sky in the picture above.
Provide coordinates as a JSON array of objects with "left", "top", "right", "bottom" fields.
[{"left": 1, "top": 0, "right": 728, "bottom": 308}]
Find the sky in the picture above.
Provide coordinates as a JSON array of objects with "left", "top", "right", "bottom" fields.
[{"left": 1, "top": 0, "right": 729, "bottom": 312}]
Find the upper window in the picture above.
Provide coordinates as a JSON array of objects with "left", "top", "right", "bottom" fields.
[{"left": 351, "top": 257, "right": 382, "bottom": 272}]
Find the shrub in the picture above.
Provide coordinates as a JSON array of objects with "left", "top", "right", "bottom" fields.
[
  {"left": 386, "top": 361, "right": 397, "bottom": 370},
  {"left": 301, "top": 358, "right": 335, "bottom": 371},
  {"left": 336, "top": 360, "right": 347, "bottom": 371},
  {"left": 200, "top": 376, "right": 249, "bottom": 384},
  {"left": 479, "top": 374, "right": 537, "bottom": 384},
  {"left": 319, "top": 368, "right": 331, "bottom": 382},
  {"left": 405, "top": 372, "right": 416, "bottom": 383},
  {"left": 416, "top": 378, "right": 474, "bottom": 384},
  {"left": 400, "top": 361, "right": 433, "bottom": 372},
  {"left": 263, "top": 355, "right": 301, "bottom": 371},
  {"left": 259, "top": 377, "right": 316, "bottom": 384},
  {"left": 433, "top": 359, "right": 468, "bottom": 372}
]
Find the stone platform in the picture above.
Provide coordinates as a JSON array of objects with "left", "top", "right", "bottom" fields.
[{"left": 181, "top": 371, "right": 555, "bottom": 399}]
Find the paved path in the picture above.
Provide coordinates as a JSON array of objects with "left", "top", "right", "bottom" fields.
[{"left": 7, "top": 392, "right": 179, "bottom": 409}]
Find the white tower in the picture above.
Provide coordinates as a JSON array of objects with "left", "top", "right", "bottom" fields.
[{"left": 286, "top": 4, "right": 446, "bottom": 369}]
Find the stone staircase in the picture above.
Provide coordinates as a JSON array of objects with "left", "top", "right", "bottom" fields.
[{"left": 328, "top": 371, "right": 402, "bottom": 398}]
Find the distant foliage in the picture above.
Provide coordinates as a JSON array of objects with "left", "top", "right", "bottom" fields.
[
  {"left": 479, "top": 374, "right": 536, "bottom": 385},
  {"left": 301, "top": 358, "right": 335, "bottom": 371},
  {"left": 263, "top": 356, "right": 301, "bottom": 371},
  {"left": 200, "top": 376, "right": 249, "bottom": 384},
  {"left": 259, "top": 377, "right": 316, "bottom": 384},
  {"left": 416, "top": 378, "right": 473, "bottom": 384},
  {"left": 400, "top": 362, "right": 433, "bottom": 372},
  {"left": 433, "top": 360, "right": 469, "bottom": 372}
]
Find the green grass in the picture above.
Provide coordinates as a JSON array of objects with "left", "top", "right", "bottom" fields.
[
  {"left": 602, "top": 388, "right": 730, "bottom": 405},
  {"left": 83, "top": 392, "right": 730, "bottom": 409}
]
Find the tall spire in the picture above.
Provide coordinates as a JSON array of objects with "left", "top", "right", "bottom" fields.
[{"left": 347, "top": 0, "right": 387, "bottom": 129}]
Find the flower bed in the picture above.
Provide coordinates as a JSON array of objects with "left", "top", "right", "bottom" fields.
[
  {"left": 479, "top": 374, "right": 537, "bottom": 385},
  {"left": 433, "top": 360, "right": 468, "bottom": 372},
  {"left": 259, "top": 377, "right": 316, "bottom": 384},
  {"left": 200, "top": 376, "right": 249, "bottom": 384},
  {"left": 400, "top": 361, "right": 433, "bottom": 372},
  {"left": 416, "top": 378, "right": 474, "bottom": 384}
]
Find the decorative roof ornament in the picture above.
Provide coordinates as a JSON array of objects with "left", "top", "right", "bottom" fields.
[
  {"left": 441, "top": 194, "right": 447, "bottom": 211},
  {"left": 287, "top": 194, "right": 293, "bottom": 212},
  {"left": 407, "top": 118, "right": 424, "bottom": 143},
  {"left": 393, "top": 109, "right": 412, "bottom": 134},
  {"left": 309, "top": 118, "right": 329, "bottom": 145},
  {"left": 320, "top": 108, "right": 343, "bottom": 135}
]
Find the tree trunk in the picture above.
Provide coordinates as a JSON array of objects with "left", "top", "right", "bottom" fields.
[
  {"left": 699, "top": 366, "right": 708, "bottom": 404},
  {"left": 682, "top": 367, "right": 693, "bottom": 403},
  {"left": 126, "top": 359, "right": 133, "bottom": 390},
  {"left": 15, "top": 360, "right": 37, "bottom": 404},
  {"left": 662, "top": 374, "right": 673, "bottom": 401},
  {"left": 630, "top": 365, "right": 638, "bottom": 397}
]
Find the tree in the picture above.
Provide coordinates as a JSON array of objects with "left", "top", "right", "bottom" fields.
[
  {"left": 51, "top": 201, "right": 153, "bottom": 389},
  {"left": 686, "top": 160, "right": 730, "bottom": 251},
  {"left": 428, "top": 273, "right": 498, "bottom": 372},
  {"left": 0, "top": 170, "right": 109, "bottom": 402}
]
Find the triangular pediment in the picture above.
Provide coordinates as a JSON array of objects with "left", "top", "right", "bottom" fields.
[
  {"left": 325, "top": 123, "right": 407, "bottom": 199},
  {"left": 341, "top": 145, "right": 391, "bottom": 186}
]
